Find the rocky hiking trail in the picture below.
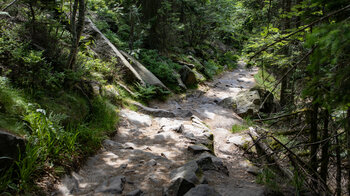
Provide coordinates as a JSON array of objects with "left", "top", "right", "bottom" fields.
[{"left": 54, "top": 64, "right": 266, "bottom": 196}]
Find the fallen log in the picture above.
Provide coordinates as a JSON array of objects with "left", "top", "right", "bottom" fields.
[
  {"left": 85, "top": 18, "right": 167, "bottom": 89},
  {"left": 120, "top": 51, "right": 168, "bottom": 89},
  {"left": 248, "top": 127, "right": 294, "bottom": 180}
]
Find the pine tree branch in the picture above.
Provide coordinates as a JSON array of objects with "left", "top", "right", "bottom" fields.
[
  {"left": 259, "top": 46, "right": 316, "bottom": 110},
  {"left": 250, "top": 4, "right": 350, "bottom": 60}
]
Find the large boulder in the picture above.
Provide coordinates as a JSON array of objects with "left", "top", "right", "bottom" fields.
[
  {"left": 218, "top": 97, "right": 237, "bottom": 110},
  {"left": 180, "top": 65, "right": 198, "bottom": 87},
  {"left": 249, "top": 86, "right": 277, "bottom": 113},
  {"left": 0, "top": 130, "right": 25, "bottom": 171},
  {"left": 235, "top": 90, "right": 260, "bottom": 117}
]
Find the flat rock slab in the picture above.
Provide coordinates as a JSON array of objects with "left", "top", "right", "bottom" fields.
[
  {"left": 120, "top": 109, "right": 152, "bottom": 127},
  {"left": 95, "top": 175, "right": 126, "bottom": 194},
  {"left": 184, "top": 184, "right": 222, "bottom": 196}
]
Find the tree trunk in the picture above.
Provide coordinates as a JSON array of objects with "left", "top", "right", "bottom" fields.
[
  {"left": 335, "top": 133, "right": 342, "bottom": 196},
  {"left": 66, "top": 0, "right": 85, "bottom": 70},
  {"left": 309, "top": 103, "right": 319, "bottom": 188},
  {"left": 141, "top": 0, "right": 162, "bottom": 49},
  {"left": 280, "top": 74, "right": 288, "bottom": 107},
  {"left": 347, "top": 107, "right": 350, "bottom": 195},
  {"left": 320, "top": 109, "right": 329, "bottom": 183}
]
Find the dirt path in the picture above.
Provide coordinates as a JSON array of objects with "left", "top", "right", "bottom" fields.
[{"left": 54, "top": 64, "right": 265, "bottom": 196}]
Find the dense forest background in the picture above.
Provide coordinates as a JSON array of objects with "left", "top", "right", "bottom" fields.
[{"left": 0, "top": 0, "right": 349, "bottom": 195}]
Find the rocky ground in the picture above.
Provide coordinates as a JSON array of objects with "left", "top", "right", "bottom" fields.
[{"left": 54, "top": 64, "right": 266, "bottom": 196}]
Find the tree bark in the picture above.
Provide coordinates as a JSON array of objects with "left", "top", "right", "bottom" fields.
[
  {"left": 347, "top": 107, "right": 350, "bottom": 195},
  {"left": 309, "top": 103, "right": 319, "bottom": 188},
  {"left": 335, "top": 132, "right": 342, "bottom": 196},
  {"left": 320, "top": 109, "right": 329, "bottom": 183},
  {"left": 66, "top": 0, "right": 85, "bottom": 70}
]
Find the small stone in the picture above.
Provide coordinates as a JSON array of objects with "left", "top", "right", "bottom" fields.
[
  {"left": 144, "top": 146, "right": 152, "bottom": 151},
  {"left": 247, "top": 166, "right": 260, "bottom": 176},
  {"left": 124, "top": 142, "right": 136, "bottom": 149},
  {"left": 120, "top": 164, "right": 128, "bottom": 169},
  {"left": 124, "top": 170, "right": 136, "bottom": 174},
  {"left": 149, "top": 175, "right": 160, "bottom": 183},
  {"left": 147, "top": 159, "right": 157, "bottom": 166},
  {"left": 126, "top": 189, "right": 143, "bottom": 196}
]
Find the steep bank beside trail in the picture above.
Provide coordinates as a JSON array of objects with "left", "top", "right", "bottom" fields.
[{"left": 55, "top": 64, "right": 265, "bottom": 196}]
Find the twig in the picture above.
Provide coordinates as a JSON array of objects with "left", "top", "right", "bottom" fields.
[
  {"left": 254, "top": 110, "right": 305, "bottom": 122},
  {"left": 2, "top": 0, "right": 19, "bottom": 11}
]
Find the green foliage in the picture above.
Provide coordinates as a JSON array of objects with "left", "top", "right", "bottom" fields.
[
  {"left": 138, "top": 50, "right": 181, "bottom": 86},
  {"left": 231, "top": 118, "right": 253, "bottom": 133},
  {"left": 304, "top": 22, "right": 350, "bottom": 108},
  {"left": 0, "top": 23, "right": 65, "bottom": 90},
  {"left": 134, "top": 83, "right": 171, "bottom": 102},
  {"left": 203, "top": 60, "right": 222, "bottom": 79},
  {"left": 222, "top": 51, "right": 239, "bottom": 69},
  {"left": 254, "top": 69, "right": 279, "bottom": 99}
]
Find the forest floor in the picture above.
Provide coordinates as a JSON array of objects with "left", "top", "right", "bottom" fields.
[{"left": 54, "top": 63, "right": 266, "bottom": 196}]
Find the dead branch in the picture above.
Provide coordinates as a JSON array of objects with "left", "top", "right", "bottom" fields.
[
  {"left": 254, "top": 110, "right": 306, "bottom": 122},
  {"left": 269, "top": 134, "right": 331, "bottom": 195}
]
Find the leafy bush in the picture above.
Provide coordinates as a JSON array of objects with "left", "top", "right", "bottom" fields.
[{"left": 0, "top": 25, "right": 65, "bottom": 90}]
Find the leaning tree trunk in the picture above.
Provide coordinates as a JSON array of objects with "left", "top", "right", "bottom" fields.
[{"left": 66, "top": 0, "right": 85, "bottom": 70}]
